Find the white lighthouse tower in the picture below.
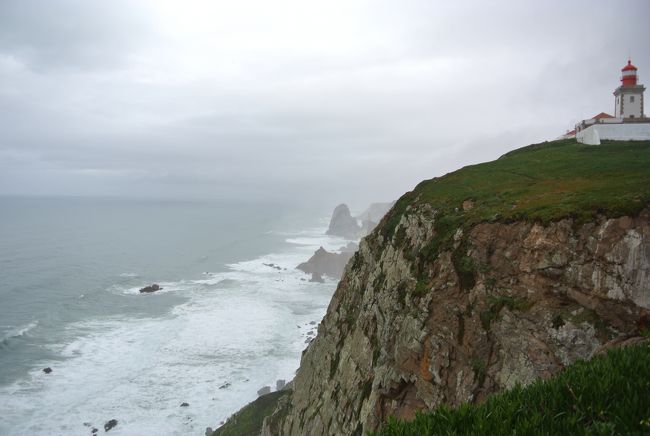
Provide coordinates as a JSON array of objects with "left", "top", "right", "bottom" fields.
[
  {"left": 575, "top": 58, "right": 650, "bottom": 145},
  {"left": 614, "top": 59, "right": 645, "bottom": 119}
]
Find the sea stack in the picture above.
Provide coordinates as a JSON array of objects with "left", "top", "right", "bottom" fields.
[{"left": 325, "top": 204, "right": 360, "bottom": 239}]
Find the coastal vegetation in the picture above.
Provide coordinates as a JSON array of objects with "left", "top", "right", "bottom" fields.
[
  {"left": 375, "top": 343, "right": 650, "bottom": 435},
  {"left": 383, "top": 139, "right": 650, "bottom": 242},
  {"left": 213, "top": 390, "right": 290, "bottom": 436}
]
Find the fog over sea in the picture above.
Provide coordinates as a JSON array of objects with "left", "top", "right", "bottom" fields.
[{"left": 0, "top": 197, "right": 344, "bottom": 435}]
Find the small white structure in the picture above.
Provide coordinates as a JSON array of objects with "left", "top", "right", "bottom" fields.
[{"left": 575, "top": 59, "right": 649, "bottom": 145}]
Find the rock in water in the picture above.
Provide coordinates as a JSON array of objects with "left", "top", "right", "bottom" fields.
[
  {"left": 205, "top": 428, "right": 213, "bottom": 436},
  {"left": 42, "top": 367, "right": 52, "bottom": 374},
  {"left": 326, "top": 204, "right": 360, "bottom": 239},
  {"left": 104, "top": 419, "right": 118, "bottom": 432},
  {"left": 309, "top": 272, "right": 324, "bottom": 283},
  {"left": 297, "top": 247, "right": 352, "bottom": 279},
  {"left": 257, "top": 386, "right": 271, "bottom": 396},
  {"left": 276, "top": 379, "right": 286, "bottom": 391},
  {"left": 180, "top": 402, "right": 189, "bottom": 407},
  {"left": 139, "top": 284, "right": 162, "bottom": 293}
]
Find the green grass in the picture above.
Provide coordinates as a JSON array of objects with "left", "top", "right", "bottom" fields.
[
  {"left": 374, "top": 344, "right": 650, "bottom": 435},
  {"left": 382, "top": 139, "right": 650, "bottom": 240},
  {"left": 212, "top": 390, "right": 290, "bottom": 436}
]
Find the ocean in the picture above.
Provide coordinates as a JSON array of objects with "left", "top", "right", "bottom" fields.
[{"left": 0, "top": 197, "right": 344, "bottom": 435}]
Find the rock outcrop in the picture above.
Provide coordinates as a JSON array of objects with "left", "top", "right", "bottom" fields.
[
  {"left": 262, "top": 205, "right": 650, "bottom": 435},
  {"left": 326, "top": 204, "right": 361, "bottom": 239},
  {"left": 297, "top": 247, "right": 353, "bottom": 280},
  {"left": 139, "top": 284, "right": 162, "bottom": 293}
]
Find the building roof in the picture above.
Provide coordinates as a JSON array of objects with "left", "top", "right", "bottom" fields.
[
  {"left": 592, "top": 112, "right": 614, "bottom": 120},
  {"left": 622, "top": 60, "right": 637, "bottom": 72}
]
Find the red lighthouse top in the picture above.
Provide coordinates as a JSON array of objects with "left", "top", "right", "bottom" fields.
[{"left": 621, "top": 59, "right": 638, "bottom": 86}]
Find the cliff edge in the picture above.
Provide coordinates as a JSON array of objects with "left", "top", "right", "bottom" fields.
[{"left": 256, "top": 139, "right": 650, "bottom": 435}]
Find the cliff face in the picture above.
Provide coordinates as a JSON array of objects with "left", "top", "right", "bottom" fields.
[
  {"left": 262, "top": 204, "right": 650, "bottom": 435},
  {"left": 256, "top": 140, "right": 650, "bottom": 435}
]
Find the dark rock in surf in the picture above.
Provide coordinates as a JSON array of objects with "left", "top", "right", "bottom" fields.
[
  {"left": 139, "top": 284, "right": 162, "bottom": 293},
  {"left": 104, "top": 419, "right": 118, "bottom": 432},
  {"left": 180, "top": 402, "right": 190, "bottom": 407},
  {"left": 43, "top": 367, "right": 52, "bottom": 374},
  {"left": 297, "top": 247, "right": 352, "bottom": 280}
]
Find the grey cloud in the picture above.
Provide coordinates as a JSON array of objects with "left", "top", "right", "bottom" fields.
[
  {"left": 0, "top": 0, "right": 152, "bottom": 71},
  {"left": 0, "top": 0, "right": 649, "bottom": 208}
]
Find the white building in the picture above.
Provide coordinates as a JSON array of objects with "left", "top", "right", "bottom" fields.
[{"left": 575, "top": 59, "right": 650, "bottom": 145}]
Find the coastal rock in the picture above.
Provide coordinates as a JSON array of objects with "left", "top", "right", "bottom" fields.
[
  {"left": 103, "top": 419, "right": 118, "bottom": 432},
  {"left": 257, "top": 386, "right": 271, "bottom": 396},
  {"left": 356, "top": 202, "right": 395, "bottom": 225},
  {"left": 139, "top": 284, "right": 162, "bottom": 293},
  {"left": 42, "top": 367, "right": 52, "bottom": 374},
  {"left": 91, "top": 428, "right": 98, "bottom": 434},
  {"left": 276, "top": 379, "right": 286, "bottom": 391},
  {"left": 262, "top": 205, "right": 650, "bottom": 435},
  {"left": 326, "top": 204, "right": 360, "bottom": 239},
  {"left": 180, "top": 402, "right": 189, "bottom": 407},
  {"left": 309, "top": 272, "right": 324, "bottom": 283},
  {"left": 205, "top": 427, "right": 213, "bottom": 436},
  {"left": 297, "top": 246, "right": 352, "bottom": 279}
]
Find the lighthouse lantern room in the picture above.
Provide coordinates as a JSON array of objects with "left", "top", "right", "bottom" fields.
[{"left": 614, "top": 59, "right": 645, "bottom": 119}]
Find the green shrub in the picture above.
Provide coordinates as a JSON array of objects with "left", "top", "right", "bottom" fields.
[
  {"left": 480, "top": 295, "right": 532, "bottom": 330},
  {"left": 213, "top": 390, "right": 290, "bottom": 436},
  {"left": 374, "top": 344, "right": 650, "bottom": 435}
]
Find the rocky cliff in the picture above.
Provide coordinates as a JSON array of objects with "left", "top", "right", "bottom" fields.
[{"left": 258, "top": 140, "right": 650, "bottom": 435}]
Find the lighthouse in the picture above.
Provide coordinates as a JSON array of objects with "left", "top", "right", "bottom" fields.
[
  {"left": 574, "top": 58, "right": 650, "bottom": 145},
  {"left": 614, "top": 59, "right": 645, "bottom": 119}
]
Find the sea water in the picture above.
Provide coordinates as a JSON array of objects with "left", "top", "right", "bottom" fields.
[{"left": 0, "top": 197, "right": 344, "bottom": 435}]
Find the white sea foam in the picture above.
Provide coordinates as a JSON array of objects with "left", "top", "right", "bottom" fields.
[
  {"left": 0, "top": 226, "right": 341, "bottom": 435},
  {"left": 118, "top": 273, "right": 139, "bottom": 278}
]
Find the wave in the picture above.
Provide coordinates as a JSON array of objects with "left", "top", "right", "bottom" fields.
[{"left": 0, "top": 321, "right": 38, "bottom": 350}]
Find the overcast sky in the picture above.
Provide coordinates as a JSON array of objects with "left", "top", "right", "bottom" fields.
[{"left": 0, "top": 0, "right": 648, "bottom": 208}]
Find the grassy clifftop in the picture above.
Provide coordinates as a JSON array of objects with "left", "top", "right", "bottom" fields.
[
  {"left": 376, "top": 343, "right": 650, "bottom": 435},
  {"left": 382, "top": 139, "right": 650, "bottom": 239}
]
